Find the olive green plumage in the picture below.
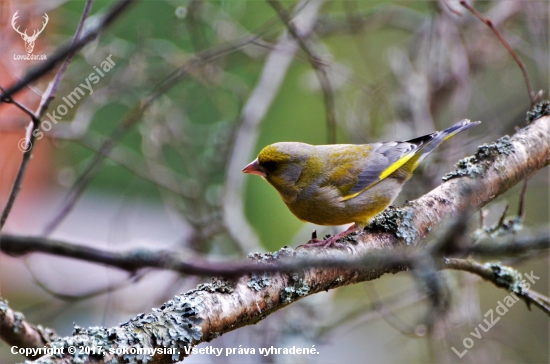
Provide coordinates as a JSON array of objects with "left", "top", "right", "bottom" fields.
[{"left": 243, "top": 119, "right": 479, "bottom": 227}]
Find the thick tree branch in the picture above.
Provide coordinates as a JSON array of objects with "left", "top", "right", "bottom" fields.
[
  {"left": 370, "top": 114, "right": 549, "bottom": 245},
  {"left": 17, "top": 113, "right": 549, "bottom": 363}
]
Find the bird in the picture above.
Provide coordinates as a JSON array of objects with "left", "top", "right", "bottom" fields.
[{"left": 242, "top": 119, "right": 480, "bottom": 248}]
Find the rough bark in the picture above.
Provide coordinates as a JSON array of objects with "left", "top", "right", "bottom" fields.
[{"left": 22, "top": 114, "right": 550, "bottom": 363}]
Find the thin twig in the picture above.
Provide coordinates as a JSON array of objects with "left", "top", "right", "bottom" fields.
[
  {"left": 77, "top": 133, "right": 197, "bottom": 198},
  {"left": 0, "top": 0, "right": 131, "bottom": 231},
  {"left": 24, "top": 256, "right": 145, "bottom": 302},
  {"left": 224, "top": 0, "right": 325, "bottom": 251},
  {"left": 496, "top": 203, "right": 510, "bottom": 229},
  {"left": 317, "top": 287, "right": 424, "bottom": 338},
  {"left": 479, "top": 208, "right": 488, "bottom": 229},
  {"left": 518, "top": 178, "right": 529, "bottom": 219},
  {"left": 314, "top": 4, "right": 427, "bottom": 36},
  {"left": 41, "top": 34, "right": 261, "bottom": 235},
  {"left": 52, "top": 0, "right": 96, "bottom": 91},
  {"left": 467, "top": 231, "right": 549, "bottom": 257},
  {"left": 0, "top": 85, "right": 39, "bottom": 123},
  {"left": 459, "top": 0, "right": 537, "bottom": 106},
  {"left": 442, "top": 0, "right": 463, "bottom": 16},
  {"left": 267, "top": 0, "right": 337, "bottom": 144},
  {"left": 364, "top": 284, "right": 420, "bottom": 338},
  {"left": 0, "top": 0, "right": 135, "bottom": 102}
]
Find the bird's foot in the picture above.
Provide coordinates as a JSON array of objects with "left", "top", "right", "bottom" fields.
[
  {"left": 296, "top": 237, "right": 342, "bottom": 249},
  {"left": 297, "top": 237, "right": 350, "bottom": 249},
  {"left": 297, "top": 226, "right": 356, "bottom": 250}
]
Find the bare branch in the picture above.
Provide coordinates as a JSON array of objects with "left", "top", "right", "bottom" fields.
[
  {"left": 518, "top": 178, "right": 529, "bottom": 219},
  {"left": 467, "top": 230, "right": 549, "bottom": 257},
  {"left": 0, "top": 228, "right": 547, "bottom": 280},
  {"left": 267, "top": 0, "right": 337, "bottom": 144},
  {"left": 460, "top": 0, "right": 538, "bottom": 106},
  {"left": 0, "top": 0, "right": 135, "bottom": 102},
  {"left": 42, "top": 34, "right": 262, "bottom": 235},
  {"left": 0, "top": 0, "right": 133, "bottom": 232},
  {"left": 0, "top": 232, "right": 412, "bottom": 278},
  {"left": 0, "top": 85, "right": 39, "bottom": 123}
]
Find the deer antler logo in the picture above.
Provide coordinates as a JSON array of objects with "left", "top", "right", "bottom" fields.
[{"left": 12, "top": 11, "right": 49, "bottom": 54}]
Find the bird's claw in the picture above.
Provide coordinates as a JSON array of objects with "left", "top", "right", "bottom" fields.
[
  {"left": 297, "top": 237, "right": 351, "bottom": 250},
  {"left": 298, "top": 224, "right": 357, "bottom": 250}
]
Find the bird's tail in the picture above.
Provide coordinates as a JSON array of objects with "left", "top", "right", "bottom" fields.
[{"left": 414, "top": 119, "right": 480, "bottom": 164}]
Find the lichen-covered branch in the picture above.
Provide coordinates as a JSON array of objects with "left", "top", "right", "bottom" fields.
[
  {"left": 0, "top": 298, "right": 57, "bottom": 359},
  {"left": 443, "top": 258, "right": 550, "bottom": 316},
  {"left": 30, "top": 244, "right": 408, "bottom": 364},
  {"left": 22, "top": 111, "right": 550, "bottom": 363}
]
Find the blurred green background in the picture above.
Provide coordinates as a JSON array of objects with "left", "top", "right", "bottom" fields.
[{"left": 0, "top": 0, "right": 548, "bottom": 363}]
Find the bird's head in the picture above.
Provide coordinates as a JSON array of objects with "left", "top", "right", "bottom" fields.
[{"left": 242, "top": 142, "right": 315, "bottom": 200}]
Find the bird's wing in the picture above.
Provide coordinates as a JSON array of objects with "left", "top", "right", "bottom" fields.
[
  {"left": 341, "top": 138, "right": 431, "bottom": 202},
  {"left": 341, "top": 120, "right": 479, "bottom": 202}
]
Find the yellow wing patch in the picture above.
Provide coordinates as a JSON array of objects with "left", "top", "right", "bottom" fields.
[{"left": 340, "top": 151, "right": 416, "bottom": 202}]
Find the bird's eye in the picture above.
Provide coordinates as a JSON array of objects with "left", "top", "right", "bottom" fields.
[{"left": 262, "top": 160, "right": 278, "bottom": 172}]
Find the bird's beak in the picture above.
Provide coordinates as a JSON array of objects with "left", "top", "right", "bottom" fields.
[{"left": 242, "top": 158, "right": 266, "bottom": 177}]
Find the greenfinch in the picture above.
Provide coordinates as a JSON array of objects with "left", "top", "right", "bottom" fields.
[{"left": 243, "top": 119, "right": 479, "bottom": 248}]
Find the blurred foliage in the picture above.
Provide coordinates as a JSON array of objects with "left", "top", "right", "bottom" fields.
[
  {"left": 1, "top": 0, "right": 548, "bottom": 363},
  {"left": 48, "top": 0, "right": 548, "bottom": 251}
]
